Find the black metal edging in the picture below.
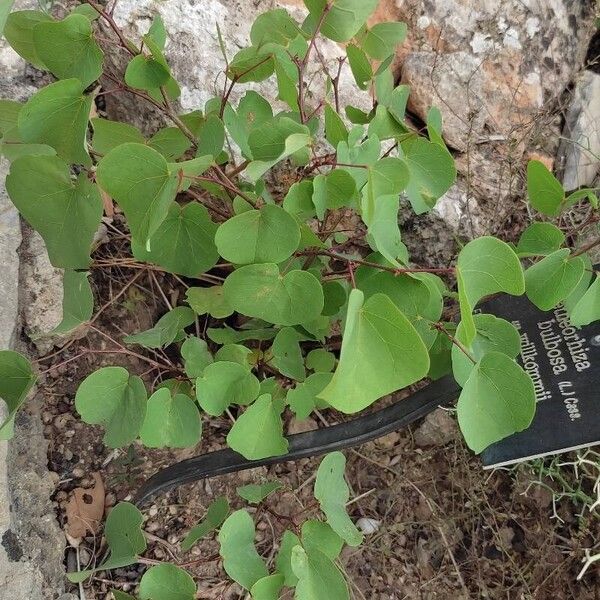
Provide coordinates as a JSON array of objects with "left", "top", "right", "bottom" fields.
[{"left": 135, "top": 375, "right": 460, "bottom": 505}]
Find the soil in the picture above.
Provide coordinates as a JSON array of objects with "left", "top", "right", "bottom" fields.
[{"left": 31, "top": 223, "right": 600, "bottom": 600}]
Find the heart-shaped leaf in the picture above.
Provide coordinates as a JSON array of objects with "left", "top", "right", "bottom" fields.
[
  {"left": 6, "top": 155, "right": 102, "bottom": 269},
  {"left": 18, "top": 78, "right": 92, "bottom": 165},
  {"left": 132, "top": 202, "right": 219, "bottom": 276},
  {"left": 314, "top": 452, "right": 363, "bottom": 546},
  {"left": 33, "top": 14, "right": 103, "bottom": 87},
  {"left": 227, "top": 394, "right": 288, "bottom": 459},
  {"left": 223, "top": 264, "right": 324, "bottom": 326},
  {"left": 218, "top": 510, "right": 268, "bottom": 590},
  {"left": 139, "top": 388, "right": 201, "bottom": 449},
  {"left": 186, "top": 286, "right": 233, "bottom": 319},
  {"left": 457, "top": 351, "right": 535, "bottom": 453},
  {"left": 524, "top": 249, "right": 585, "bottom": 310},
  {"left": 196, "top": 361, "right": 260, "bottom": 416},
  {"left": 75, "top": 367, "right": 147, "bottom": 448},
  {"left": 318, "top": 289, "right": 429, "bottom": 413},
  {"left": 215, "top": 204, "right": 300, "bottom": 264},
  {"left": 569, "top": 274, "right": 600, "bottom": 326},
  {"left": 139, "top": 564, "right": 196, "bottom": 600},
  {"left": 96, "top": 143, "right": 180, "bottom": 245},
  {"left": 526, "top": 160, "right": 564, "bottom": 216}
]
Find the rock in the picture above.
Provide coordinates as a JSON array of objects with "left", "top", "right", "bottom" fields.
[
  {"left": 19, "top": 227, "right": 63, "bottom": 352},
  {"left": 557, "top": 70, "right": 600, "bottom": 191},
  {"left": 288, "top": 417, "right": 318, "bottom": 435},
  {"left": 0, "top": 159, "right": 20, "bottom": 350},
  {"left": 402, "top": 51, "right": 487, "bottom": 152},
  {"left": 356, "top": 517, "right": 381, "bottom": 535},
  {"left": 413, "top": 408, "right": 458, "bottom": 447}
]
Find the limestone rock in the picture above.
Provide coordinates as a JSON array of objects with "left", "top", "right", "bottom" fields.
[
  {"left": 413, "top": 408, "right": 458, "bottom": 447},
  {"left": 557, "top": 70, "right": 600, "bottom": 191}
]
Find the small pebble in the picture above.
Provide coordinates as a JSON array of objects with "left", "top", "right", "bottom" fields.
[{"left": 356, "top": 517, "right": 381, "bottom": 535}]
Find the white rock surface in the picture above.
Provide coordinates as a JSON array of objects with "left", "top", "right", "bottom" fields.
[{"left": 557, "top": 70, "right": 600, "bottom": 191}]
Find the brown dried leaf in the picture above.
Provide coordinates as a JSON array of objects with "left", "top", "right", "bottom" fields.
[{"left": 65, "top": 472, "right": 106, "bottom": 540}]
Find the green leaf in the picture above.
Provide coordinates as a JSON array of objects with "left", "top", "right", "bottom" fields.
[
  {"left": 181, "top": 337, "right": 213, "bottom": 378},
  {"left": 96, "top": 143, "right": 180, "bottom": 244},
  {"left": 186, "top": 286, "right": 233, "bottom": 319},
  {"left": 218, "top": 510, "right": 268, "bottom": 590},
  {"left": 0, "top": 0, "right": 15, "bottom": 35},
  {"left": 139, "top": 388, "right": 201, "bottom": 449},
  {"left": 237, "top": 481, "right": 282, "bottom": 504},
  {"left": 223, "top": 264, "right": 324, "bottom": 326},
  {"left": 361, "top": 158, "right": 409, "bottom": 229},
  {"left": 301, "top": 520, "right": 343, "bottom": 560},
  {"left": 207, "top": 326, "right": 276, "bottom": 345},
  {"left": 318, "top": 289, "right": 429, "bottom": 413},
  {"left": 314, "top": 452, "right": 363, "bottom": 546},
  {"left": 291, "top": 546, "right": 349, "bottom": 600},
  {"left": 106, "top": 502, "right": 147, "bottom": 558},
  {"left": 196, "top": 114, "right": 225, "bottom": 159},
  {"left": 569, "top": 274, "right": 600, "bottom": 326},
  {"left": 111, "top": 591, "right": 136, "bottom": 600},
  {"left": 4, "top": 10, "right": 53, "bottom": 68},
  {"left": 250, "top": 8, "right": 301, "bottom": 45},
  {"left": 148, "top": 126, "right": 191, "bottom": 160},
  {"left": 312, "top": 168, "right": 357, "bottom": 220},
  {"left": 0, "top": 350, "right": 37, "bottom": 440},
  {"left": 228, "top": 46, "right": 274, "bottom": 83},
  {"left": 363, "top": 194, "right": 404, "bottom": 268},
  {"left": 139, "top": 564, "right": 196, "bottom": 600},
  {"left": 304, "top": 0, "right": 378, "bottom": 42},
  {"left": 275, "top": 530, "right": 301, "bottom": 586},
  {"left": 75, "top": 367, "right": 147, "bottom": 448},
  {"left": 50, "top": 270, "right": 94, "bottom": 336},
  {"left": 67, "top": 502, "right": 146, "bottom": 583},
  {"left": 524, "top": 249, "right": 585, "bottom": 310},
  {"left": 270, "top": 327, "right": 306, "bottom": 381},
  {"left": 356, "top": 271, "right": 441, "bottom": 348},
  {"left": 360, "top": 22, "right": 407, "bottom": 60},
  {"left": 305, "top": 349, "right": 336, "bottom": 373},
  {"left": 427, "top": 330, "right": 453, "bottom": 380},
  {"left": 227, "top": 394, "right": 288, "bottom": 459},
  {"left": 147, "top": 14, "right": 167, "bottom": 49},
  {"left": 245, "top": 117, "right": 311, "bottom": 180},
  {"left": 283, "top": 180, "right": 315, "bottom": 220},
  {"left": 71, "top": 4, "right": 101, "bottom": 21},
  {"left": 215, "top": 204, "right": 300, "bottom": 264},
  {"left": 324, "top": 104, "right": 348, "bottom": 148},
  {"left": 91, "top": 118, "right": 145, "bottom": 154},
  {"left": 516, "top": 222, "right": 565, "bottom": 257},
  {"left": 124, "top": 307, "right": 195, "bottom": 349},
  {"left": 196, "top": 361, "right": 260, "bottom": 416},
  {"left": 322, "top": 281, "right": 347, "bottom": 316},
  {"left": 452, "top": 314, "right": 521, "bottom": 386},
  {"left": 456, "top": 236, "right": 524, "bottom": 345},
  {"left": 526, "top": 159, "right": 565, "bottom": 216},
  {"left": 181, "top": 497, "right": 229, "bottom": 552},
  {"left": 131, "top": 202, "right": 219, "bottom": 277},
  {"left": 564, "top": 253, "right": 593, "bottom": 313},
  {"left": 6, "top": 155, "right": 102, "bottom": 269},
  {"left": 214, "top": 344, "right": 253, "bottom": 368},
  {"left": 346, "top": 43, "right": 372, "bottom": 90},
  {"left": 250, "top": 574, "right": 285, "bottom": 600},
  {"left": 125, "top": 55, "right": 170, "bottom": 91},
  {"left": 223, "top": 91, "right": 273, "bottom": 159},
  {"left": 18, "top": 78, "right": 92, "bottom": 165},
  {"left": 457, "top": 351, "right": 536, "bottom": 453},
  {"left": 401, "top": 137, "right": 456, "bottom": 214},
  {"left": 33, "top": 14, "right": 103, "bottom": 87},
  {"left": 287, "top": 372, "right": 331, "bottom": 419}
]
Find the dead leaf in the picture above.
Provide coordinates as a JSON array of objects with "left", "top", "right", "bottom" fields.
[
  {"left": 65, "top": 472, "right": 106, "bottom": 540},
  {"left": 100, "top": 188, "right": 114, "bottom": 218}
]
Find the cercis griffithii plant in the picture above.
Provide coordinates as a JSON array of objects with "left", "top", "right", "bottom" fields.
[{"left": 0, "top": 0, "right": 599, "bottom": 597}]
